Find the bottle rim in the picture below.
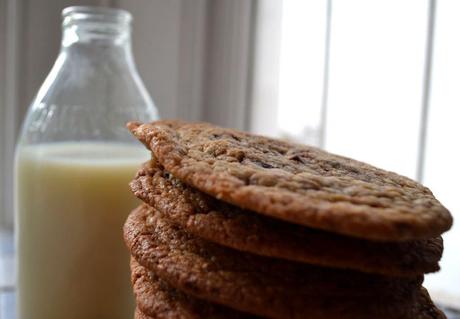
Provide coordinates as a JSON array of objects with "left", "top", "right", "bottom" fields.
[{"left": 62, "top": 6, "right": 132, "bottom": 26}]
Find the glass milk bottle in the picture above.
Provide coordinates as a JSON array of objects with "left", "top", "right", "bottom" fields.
[{"left": 14, "top": 6, "right": 158, "bottom": 319}]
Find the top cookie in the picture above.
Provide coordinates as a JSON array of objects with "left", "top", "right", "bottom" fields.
[{"left": 127, "top": 120, "right": 452, "bottom": 241}]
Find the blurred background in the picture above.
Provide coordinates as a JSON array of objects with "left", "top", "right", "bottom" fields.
[{"left": 0, "top": 0, "right": 459, "bottom": 315}]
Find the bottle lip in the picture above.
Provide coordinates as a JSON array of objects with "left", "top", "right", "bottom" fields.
[{"left": 62, "top": 6, "right": 132, "bottom": 26}]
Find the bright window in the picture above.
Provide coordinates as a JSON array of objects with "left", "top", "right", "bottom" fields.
[{"left": 273, "top": 0, "right": 459, "bottom": 306}]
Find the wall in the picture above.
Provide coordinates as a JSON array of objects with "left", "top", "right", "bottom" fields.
[{"left": 0, "top": 0, "right": 255, "bottom": 229}]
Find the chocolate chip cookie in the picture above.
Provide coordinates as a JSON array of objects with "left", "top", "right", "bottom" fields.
[
  {"left": 124, "top": 205, "right": 421, "bottom": 319},
  {"left": 131, "top": 257, "right": 446, "bottom": 319},
  {"left": 127, "top": 120, "right": 452, "bottom": 241},
  {"left": 131, "top": 258, "right": 254, "bottom": 318},
  {"left": 134, "top": 307, "right": 152, "bottom": 319},
  {"left": 130, "top": 160, "right": 442, "bottom": 277}
]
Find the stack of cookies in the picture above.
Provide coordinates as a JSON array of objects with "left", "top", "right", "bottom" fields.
[{"left": 124, "top": 120, "right": 453, "bottom": 319}]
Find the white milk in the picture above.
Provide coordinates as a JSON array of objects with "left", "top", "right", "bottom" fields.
[{"left": 15, "top": 142, "right": 149, "bottom": 319}]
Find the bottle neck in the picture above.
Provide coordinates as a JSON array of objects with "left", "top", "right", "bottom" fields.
[
  {"left": 61, "top": 22, "right": 132, "bottom": 55},
  {"left": 60, "top": 6, "right": 133, "bottom": 55}
]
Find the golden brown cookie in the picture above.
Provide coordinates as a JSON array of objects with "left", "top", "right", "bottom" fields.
[
  {"left": 134, "top": 307, "right": 152, "bottom": 319},
  {"left": 127, "top": 120, "right": 452, "bottom": 241},
  {"left": 130, "top": 160, "right": 442, "bottom": 277},
  {"left": 131, "top": 258, "right": 255, "bottom": 319},
  {"left": 123, "top": 205, "right": 421, "bottom": 319},
  {"left": 132, "top": 287, "right": 446, "bottom": 319}
]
